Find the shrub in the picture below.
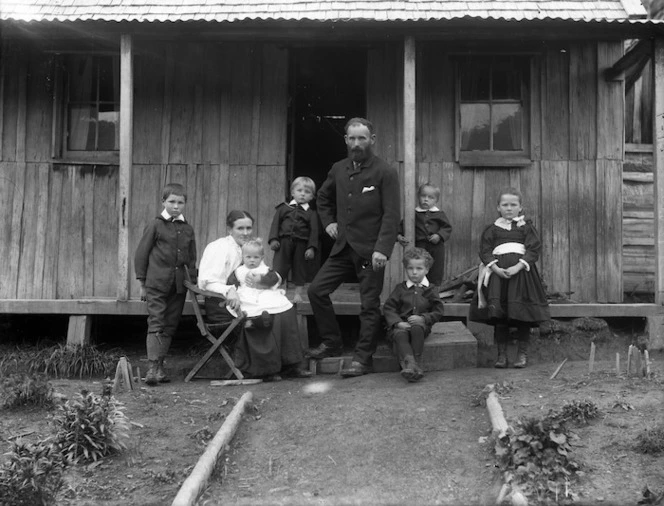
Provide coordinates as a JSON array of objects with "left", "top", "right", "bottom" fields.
[
  {"left": 0, "top": 440, "right": 64, "bottom": 506},
  {"left": 0, "top": 373, "right": 53, "bottom": 409},
  {"left": 30, "top": 344, "right": 121, "bottom": 379},
  {"left": 52, "top": 383, "right": 129, "bottom": 464},
  {"left": 553, "top": 399, "right": 600, "bottom": 426},
  {"left": 635, "top": 425, "right": 664, "bottom": 455}
]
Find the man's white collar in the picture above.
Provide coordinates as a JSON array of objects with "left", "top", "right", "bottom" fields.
[
  {"left": 406, "top": 277, "right": 430, "bottom": 288},
  {"left": 289, "top": 199, "right": 310, "bottom": 211},
  {"left": 161, "top": 209, "right": 185, "bottom": 221}
]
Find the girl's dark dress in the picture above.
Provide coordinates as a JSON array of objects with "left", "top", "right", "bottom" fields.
[{"left": 468, "top": 217, "right": 550, "bottom": 326}]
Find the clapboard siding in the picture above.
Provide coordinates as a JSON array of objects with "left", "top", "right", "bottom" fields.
[{"left": 417, "top": 41, "right": 624, "bottom": 302}]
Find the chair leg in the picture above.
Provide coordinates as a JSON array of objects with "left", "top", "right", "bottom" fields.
[{"left": 185, "top": 317, "right": 245, "bottom": 382}]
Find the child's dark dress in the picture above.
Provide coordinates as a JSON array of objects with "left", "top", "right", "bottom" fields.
[{"left": 468, "top": 217, "right": 549, "bottom": 327}]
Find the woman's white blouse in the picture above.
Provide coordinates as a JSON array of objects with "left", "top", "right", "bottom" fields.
[{"left": 197, "top": 235, "right": 242, "bottom": 296}]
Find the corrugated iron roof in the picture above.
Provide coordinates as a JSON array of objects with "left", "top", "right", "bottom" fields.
[{"left": 0, "top": 0, "right": 648, "bottom": 23}]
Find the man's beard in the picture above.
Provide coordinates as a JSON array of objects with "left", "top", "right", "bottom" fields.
[{"left": 348, "top": 145, "right": 372, "bottom": 162}]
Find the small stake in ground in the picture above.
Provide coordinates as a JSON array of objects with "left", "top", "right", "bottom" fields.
[
  {"left": 112, "top": 357, "right": 134, "bottom": 392},
  {"left": 615, "top": 352, "right": 620, "bottom": 376},
  {"left": 627, "top": 345, "right": 633, "bottom": 376},
  {"left": 634, "top": 348, "right": 642, "bottom": 377},
  {"left": 550, "top": 358, "right": 568, "bottom": 380},
  {"left": 588, "top": 342, "right": 596, "bottom": 373},
  {"left": 644, "top": 350, "right": 651, "bottom": 377}
]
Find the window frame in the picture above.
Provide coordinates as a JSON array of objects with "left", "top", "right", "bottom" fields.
[
  {"left": 52, "top": 51, "right": 120, "bottom": 165},
  {"left": 454, "top": 53, "right": 534, "bottom": 168}
]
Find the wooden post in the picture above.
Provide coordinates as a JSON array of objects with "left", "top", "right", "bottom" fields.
[
  {"left": 66, "top": 315, "right": 91, "bottom": 348},
  {"left": 644, "top": 350, "right": 651, "bottom": 377},
  {"left": 588, "top": 342, "right": 596, "bottom": 373},
  {"left": 627, "top": 345, "right": 633, "bottom": 375},
  {"left": 651, "top": 37, "right": 664, "bottom": 349},
  {"left": 403, "top": 36, "right": 416, "bottom": 245},
  {"left": 117, "top": 33, "right": 134, "bottom": 301},
  {"left": 615, "top": 352, "right": 620, "bottom": 376}
]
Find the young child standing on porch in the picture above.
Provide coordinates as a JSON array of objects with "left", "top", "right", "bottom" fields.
[
  {"left": 383, "top": 248, "right": 444, "bottom": 382},
  {"left": 135, "top": 183, "right": 197, "bottom": 386},
  {"left": 397, "top": 182, "right": 452, "bottom": 287},
  {"left": 269, "top": 176, "right": 320, "bottom": 303},
  {"left": 468, "top": 187, "right": 550, "bottom": 368}
]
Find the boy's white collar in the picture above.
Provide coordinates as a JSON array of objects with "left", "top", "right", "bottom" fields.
[
  {"left": 161, "top": 209, "right": 185, "bottom": 221},
  {"left": 415, "top": 206, "right": 440, "bottom": 212},
  {"left": 289, "top": 199, "right": 310, "bottom": 211},
  {"left": 406, "top": 277, "right": 430, "bottom": 288}
]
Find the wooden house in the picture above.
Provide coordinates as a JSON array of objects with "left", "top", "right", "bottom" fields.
[{"left": 3, "top": 0, "right": 664, "bottom": 349}]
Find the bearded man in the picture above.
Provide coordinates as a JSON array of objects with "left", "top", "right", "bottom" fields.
[{"left": 306, "top": 117, "right": 400, "bottom": 377}]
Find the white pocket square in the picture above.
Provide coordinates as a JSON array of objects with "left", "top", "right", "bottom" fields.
[{"left": 362, "top": 186, "right": 376, "bottom": 193}]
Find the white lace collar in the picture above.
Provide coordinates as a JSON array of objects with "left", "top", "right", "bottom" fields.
[
  {"left": 494, "top": 216, "right": 525, "bottom": 230},
  {"left": 406, "top": 277, "right": 430, "bottom": 288},
  {"left": 161, "top": 209, "right": 185, "bottom": 222},
  {"left": 288, "top": 199, "right": 310, "bottom": 211},
  {"left": 415, "top": 206, "right": 440, "bottom": 212}
]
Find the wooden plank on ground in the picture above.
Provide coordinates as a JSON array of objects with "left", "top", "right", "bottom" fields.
[{"left": 568, "top": 43, "right": 597, "bottom": 160}]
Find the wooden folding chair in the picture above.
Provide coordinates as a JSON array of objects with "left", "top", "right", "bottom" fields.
[{"left": 183, "top": 271, "right": 245, "bottom": 382}]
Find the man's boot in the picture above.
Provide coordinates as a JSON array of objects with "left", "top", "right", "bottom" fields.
[
  {"left": 145, "top": 360, "right": 158, "bottom": 386},
  {"left": 494, "top": 325, "right": 509, "bottom": 369}
]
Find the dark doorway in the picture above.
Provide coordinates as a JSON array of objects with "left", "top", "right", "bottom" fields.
[{"left": 287, "top": 47, "right": 367, "bottom": 270}]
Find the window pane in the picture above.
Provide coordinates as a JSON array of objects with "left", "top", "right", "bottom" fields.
[
  {"left": 461, "top": 103, "right": 490, "bottom": 150},
  {"left": 98, "top": 106, "right": 119, "bottom": 150},
  {"left": 493, "top": 104, "right": 523, "bottom": 150},
  {"left": 68, "top": 55, "right": 94, "bottom": 102},
  {"left": 493, "top": 65, "right": 522, "bottom": 100},
  {"left": 68, "top": 105, "right": 96, "bottom": 151},
  {"left": 460, "top": 58, "right": 491, "bottom": 101},
  {"left": 98, "top": 56, "right": 119, "bottom": 102}
]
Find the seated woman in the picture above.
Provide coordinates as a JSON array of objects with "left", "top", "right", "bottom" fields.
[{"left": 197, "top": 210, "right": 310, "bottom": 380}]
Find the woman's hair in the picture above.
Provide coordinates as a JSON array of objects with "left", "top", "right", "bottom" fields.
[
  {"left": 291, "top": 176, "right": 316, "bottom": 195},
  {"left": 402, "top": 247, "right": 434, "bottom": 269},
  {"left": 162, "top": 183, "right": 187, "bottom": 202},
  {"left": 418, "top": 182, "right": 440, "bottom": 201},
  {"left": 497, "top": 187, "right": 523, "bottom": 205},
  {"left": 226, "top": 210, "right": 254, "bottom": 228},
  {"left": 241, "top": 238, "right": 264, "bottom": 256}
]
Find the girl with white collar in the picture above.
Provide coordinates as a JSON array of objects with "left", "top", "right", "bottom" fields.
[{"left": 469, "top": 187, "right": 550, "bottom": 368}]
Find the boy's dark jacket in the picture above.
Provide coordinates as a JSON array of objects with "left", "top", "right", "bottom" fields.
[
  {"left": 134, "top": 216, "right": 197, "bottom": 293},
  {"left": 383, "top": 282, "right": 444, "bottom": 330},
  {"left": 268, "top": 202, "right": 319, "bottom": 250}
]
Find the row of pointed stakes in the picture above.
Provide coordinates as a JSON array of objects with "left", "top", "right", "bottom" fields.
[{"left": 587, "top": 342, "right": 651, "bottom": 377}]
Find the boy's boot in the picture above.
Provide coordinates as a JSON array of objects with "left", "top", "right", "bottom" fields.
[
  {"left": 145, "top": 332, "right": 160, "bottom": 386},
  {"left": 514, "top": 328, "right": 530, "bottom": 368},
  {"left": 155, "top": 332, "right": 172, "bottom": 382},
  {"left": 400, "top": 354, "right": 415, "bottom": 381},
  {"left": 156, "top": 357, "right": 170, "bottom": 383},
  {"left": 494, "top": 325, "right": 509, "bottom": 369},
  {"left": 412, "top": 354, "right": 425, "bottom": 382}
]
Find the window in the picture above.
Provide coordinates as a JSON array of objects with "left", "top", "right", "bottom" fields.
[
  {"left": 53, "top": 53, "right": 120, "bottom": 162},
  {"left": 456, "top": 55, "right": 531, "bottom": 167}
]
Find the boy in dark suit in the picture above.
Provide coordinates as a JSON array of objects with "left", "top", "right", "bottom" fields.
[{"left": 135, "top": 183, "right": 197, "bottom": 386}]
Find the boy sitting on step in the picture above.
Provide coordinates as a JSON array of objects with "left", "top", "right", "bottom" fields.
[{"left": 383, "top": 248, "right": 444, "bottom": 382}]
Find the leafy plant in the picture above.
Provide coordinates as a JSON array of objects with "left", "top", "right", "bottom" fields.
[
  {"left": 495, "top": 415, "right": 581, "bottom": 503},
  {"left": 554, "top": 399, "right": 600, "bottom": 426},
  {"left": 0, "top": 373, "right": 53, "bottom": 409},
  {"left": 51, "top": 383, "right": 129, "bottom": 464},
  {"left": 635, "top": 425, "right": 664, "bottom": 455},
  {"left": 0, "top": 440, "right": 64, "bottom": 506}
]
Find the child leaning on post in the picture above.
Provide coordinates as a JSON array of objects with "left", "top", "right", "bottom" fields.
[
  {"left": 134, "top": 183, "right": 197, "bottom": 386},
  {"left": 383, "top": 247, "right": 444, "bottom": 382}
]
